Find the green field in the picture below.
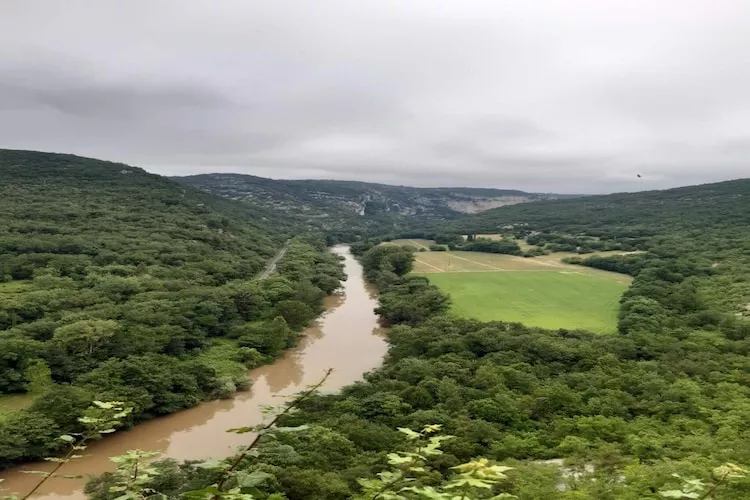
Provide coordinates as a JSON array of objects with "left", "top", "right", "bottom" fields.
[{"left": 423, "top": 271, "right": 627, "bottom": 333}]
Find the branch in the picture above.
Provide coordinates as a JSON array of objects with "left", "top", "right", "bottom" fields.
[
  {"left": 21, "top": 444, "right": 80, "bottom": 500},
  {"left": 215, "top": 368, "right": 333, "bottom": 493}
]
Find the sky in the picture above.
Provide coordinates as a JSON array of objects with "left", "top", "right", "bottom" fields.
[{"left": 1, "top": 1, "right": 749, "bottom": 194}]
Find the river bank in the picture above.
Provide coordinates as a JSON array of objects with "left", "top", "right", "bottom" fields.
[{"left": 0, "top": 246, "right": 387, "bottom": 500}]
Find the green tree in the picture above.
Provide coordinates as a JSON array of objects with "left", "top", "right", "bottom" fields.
[{"left": 53, "top": 319, "right": 119, "bottom": 355}]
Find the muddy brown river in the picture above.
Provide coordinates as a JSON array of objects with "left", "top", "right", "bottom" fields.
[{"left": 0, "top": 246, "right": 388, "bottom": 499}]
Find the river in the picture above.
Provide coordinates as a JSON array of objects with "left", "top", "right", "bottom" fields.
[{"left": 0, "top": 245, "right": 388, "bottom": 499}]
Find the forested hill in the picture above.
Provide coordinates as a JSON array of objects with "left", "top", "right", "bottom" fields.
[
  {"left": 0, "top": 149, "right": 346, "bottom": 468},
  {"left": 461, "top": 178, "right": 750, "bottom": 235},
  {"left": 453, "top": 177, "right": 750, "bottom": 317},
  {"left": 173, "top": 173, "right": 569, "bottom": 225}
]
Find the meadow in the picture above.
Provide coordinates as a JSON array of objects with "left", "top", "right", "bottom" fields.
[{"left": 411, "top": 249, "right": 629, "bottom": 333}]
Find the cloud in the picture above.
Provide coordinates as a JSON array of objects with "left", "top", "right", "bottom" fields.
[{"left": 1, "top": 0, "right": 749, "bottom": 193}]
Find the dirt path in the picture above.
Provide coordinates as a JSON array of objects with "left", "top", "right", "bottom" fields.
[
  {"left": 414, "top": 258, "right": 446, "bottom": 272},
  {"left": 258, "top": 239, "right": 291, "bottom": 279},
  {"left": 448, "top": 253, "right": 507, "bottom": 271}
]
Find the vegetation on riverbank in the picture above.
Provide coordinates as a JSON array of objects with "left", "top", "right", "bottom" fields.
[
  {"left": 79, "top": 232, "right": 750, "bottom": 498},
  {"left": 0, "top": 151, "right": 345, "bottom": 468},
  {"left": 83, "top": 177, "right": 750, "bottom": 498}
]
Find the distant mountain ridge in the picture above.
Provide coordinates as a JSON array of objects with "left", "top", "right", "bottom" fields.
[{"left": 173, "top": 173, "right": 572, "bottom": 223}]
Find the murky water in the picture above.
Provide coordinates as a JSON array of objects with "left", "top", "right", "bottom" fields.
[{"left": 0, "top": 246, "right": 387, "bottom": 500}]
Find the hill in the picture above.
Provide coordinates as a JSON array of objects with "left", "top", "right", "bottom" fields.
[
  {"left": 173, "top": 173, "right": 570, "bottom": 230},
  {"left": 462, "top": 178, "right": 750, "bottom": 236},
  {"left": 0, "top": 150, "right": 289, "bottom": 283},
  {"left": 450, "top": 178, "right": 750, "bottom": 317},
  {"left": 0, "top": 149, "right": 345, "bottom": 468}
]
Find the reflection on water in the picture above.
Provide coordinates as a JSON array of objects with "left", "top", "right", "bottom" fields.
[{"left": 0, "top": 246, "right": 388, "bottom": 500}]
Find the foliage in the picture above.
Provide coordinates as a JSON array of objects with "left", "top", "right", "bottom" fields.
[
  {"left": 0, "top": 150, "right": 344, "bottom": 468},
  {"left": 1, "top": 400, "right": 133, "bottom": 500},
  {"left": 355, "top": 425, "right": 514, "bottom": 499}
]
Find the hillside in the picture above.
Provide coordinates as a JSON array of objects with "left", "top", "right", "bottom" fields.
[
  {"left": 450, "top": 178, "right": 750, "bottom": 316},
  {"left": 0, "top": 150, "right": 345, "bottom": 468},
  {"left": 462, "top": 178, "right": 750, "bottom": 236},
  {"left": 0, "top": 150, "right": 289, "bottom": 282},
  {"left": 173, "top": 173, "right": 569, "bottom": 228}
]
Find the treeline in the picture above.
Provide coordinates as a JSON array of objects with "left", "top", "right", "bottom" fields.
[{"left": 359, "top": 245, "right": 450, "bottom": 326}]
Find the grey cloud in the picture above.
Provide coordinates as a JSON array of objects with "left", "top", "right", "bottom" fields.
[{"left": 1, "top": 0, "right": 749, "bottom": 194}]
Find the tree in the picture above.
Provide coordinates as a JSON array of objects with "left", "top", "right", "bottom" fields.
[
  {"left": 53, "top": 319, "right": 119, "bottom": 355},
  {"left": 274, "top": 300, "right": 315, "bottom": 331},
  {"left": 23, "top": 359, "right": 53, "bottom": 394}
]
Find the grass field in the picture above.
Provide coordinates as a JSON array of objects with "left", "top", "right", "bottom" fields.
[
  {"left": 425, "top": 271, "right": 627, "bottom": 333},
  {"left": 382, "top": 239, "right": 435, "bottom": 249},
  {"left": 411, "top": 249, "right": 630, "bottom": 333},
  {"left": 412, "top": 250, "right": 632, "bottom": 284}
]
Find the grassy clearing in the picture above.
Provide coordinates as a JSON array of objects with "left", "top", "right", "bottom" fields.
[
  {"left": 382, "top": 238, "right": 435, "bottom": 250},
  {"left": 424, "top": 271, "right": 627, "bottom": 333},
  {"left": 413, "top": 251, "right": 632, "bottom": 284}
]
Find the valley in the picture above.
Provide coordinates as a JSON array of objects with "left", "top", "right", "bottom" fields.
[{"left": 2, "top": 150, "right": 750, "bottom": 499}]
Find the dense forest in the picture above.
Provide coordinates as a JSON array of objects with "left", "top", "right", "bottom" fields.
[
  {"left": 0, "top": 150, "right": 345, "bottom": 468},
  {"left": 79, "top": 179, "right": 750, "bottom": 499}
]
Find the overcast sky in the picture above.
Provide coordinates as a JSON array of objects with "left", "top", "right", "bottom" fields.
[{"left": 1, "top": 1, "right": 749, "bottom": 193}]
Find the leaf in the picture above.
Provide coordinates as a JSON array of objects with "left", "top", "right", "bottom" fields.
[
  {"left": 20, "top": 471, "right": 50, "bottom": 476},
  {"left": 659, "top": 491, "right": 695, "bottom": 499},
  {"left": 113, "top": 493, "right": 139, "bottom": 500},
  {"left": 195, "top": 458, "right": 226, "bottom": 470},
  {"left": 99, "top": 429, "right": 117, "bottom": 434},
  {"left": 237, "top": 470, "right": 273, "bottom": 488},
  {"left": 183, "top": 485, "right": 221, "bottom": 499},
  {"left": 387, "top": 453, "right": 414, "bottom": 465},
  {"left": 397, "top": 427, "right": 421, "bottom": 440},
  {"left": 275, "top": 425, "right": 310, "bottom": 433},
  {"left": 378, "top": 470, "right": 403, "bottom": 483},
  {"left": 227, "top": 426, "right": 255, "bottom": 434},
  {"left": 58, "top": 434, "right": 76, "bottom": 443},
  {"left": 444, "top": 477, "right": 494, "bottom": 489}
]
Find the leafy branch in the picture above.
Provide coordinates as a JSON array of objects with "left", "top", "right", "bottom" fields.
[
  {"left": 152, "top": 368, "right": 334, "bottom": 500},
  {"left": 358, "top": 425, "right": 515, "bottom": 500},
  {"left": 3, "top": 401, "right": 133, "bottom": 500},
  {"left": 659, "top": 463, "right": 749, "bottom": 499}
]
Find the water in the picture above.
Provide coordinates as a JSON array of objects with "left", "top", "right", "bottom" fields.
[{"left": 0, "top": 246, "right": 387, "bottom": 499}]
